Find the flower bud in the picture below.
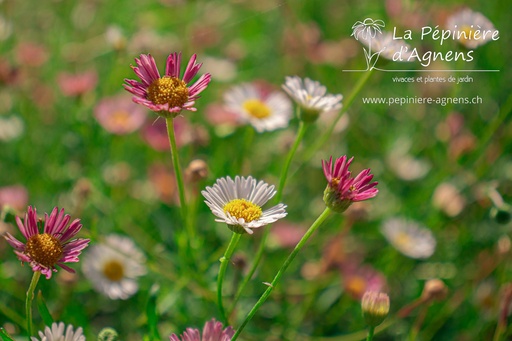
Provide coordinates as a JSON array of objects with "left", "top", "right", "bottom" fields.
[
  {"left": 361, "top": 291, "right": 390, "bottom": 327},
  {"left": 98, "top": 327, "right": 119, "bottom": 341},
  {"left": 421, "top": 279, "right": 448, "bottom": 302},
  {"left": 185, "top": 159, "right": 209, "bottom": 183},
  {"left": 490, "top": 205, "right": 511, "bottom": 225}
]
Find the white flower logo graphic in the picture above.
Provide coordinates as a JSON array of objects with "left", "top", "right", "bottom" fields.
[{"left": 351, "top": 18, "right": 385, "bottom": 70}]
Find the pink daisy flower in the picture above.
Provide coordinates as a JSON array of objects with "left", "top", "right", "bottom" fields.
[
  {"left": 94, "top": 94, "right": 147, "bottom": 135},
  {"left": 169, "top": 319, "right": 234, "bottom": 341},
  {"left": 124, "top": 52, "right": 211, "bottom": 118},
  {"left": 4, "top": 206, "right": 90, "bottom": 279},
  {"left": 322, "top": 155, "right": 378, "bottom": 213}
]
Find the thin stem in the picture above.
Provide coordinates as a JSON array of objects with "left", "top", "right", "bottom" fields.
[
  {"left": 366, "top": 326, "right": 375, "bottom": 341},
  {"left": 218, "top": 232, "right": 242, "bottom": 325},
  {"left": 25, "top": 271, "right": 41, "bottom": 339},
  {"left": 231, "top": 207, "right": 332, "bottom": 340},
  {"left": 302, "top": 69, "right": 373, "bottom": 163},
  {"left": 277, "top": 120, "right": 307, "bottom": 201},
  {"left": 165, "top": 117, "right": 194, "bottom": 256},
  {"left": 165, "top": 117, "right": 188, "bottom": 221},
  {"left": 228, "top": 119, "right": 307, "bottom": 316}
]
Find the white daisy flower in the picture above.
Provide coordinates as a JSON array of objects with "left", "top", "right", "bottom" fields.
[
  {"left": 445, "top": 8, "right": 497, "bottom": 49},
  {"left": 381, "top": 218, "right": 436, "bottom": 259},
  {"left": 31, "top": 322, "right": 85, "bottom": 341},
  {"left": 202, "top": 176, "right": 287, "bottom": 234},
  {"left": 224, "top": 83, "right": 292, "bottom": 132},
  {"left": 82, "top": 234, "right": 146, "bottom": 300},
  {"left": 282, "top": 76, "right": 342, "bottom": 121}
]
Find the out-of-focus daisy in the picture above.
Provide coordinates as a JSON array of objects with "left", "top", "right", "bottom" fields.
[
  {"left": 282, "top": 76, "right": 342, "bottom": 121},
  {"left": 432, "top": 182, "right": 466, "bottom": 217},
  {"left": 169, "top": 319, "right": 234, "bottom": 341},
  {"left": 343, "top": 264, "right": 387, "bottom": 300},
  {"left": 223, "top": 82, "right": 292, "bottom": 132},
  {"left": 82, "top": 234, "right": 146, "bottom": 300},
  {"left": 140, "top": 116, "right": 194, "bottom": 151},
  {"left": 57, "top": 70, "right": 98, "bottom": 97},
  {"left": 445, "top": 8, "right": 497, "bottom": 49},
  {"left": 124, "top": 52, "right": 211, "bottom": 118},
  {"left": 351, "top": 18, "right": 385, "bottom": 41},
  {"left": 0, "top": 185, "right": 28, "bottom": 211},
  {"left": 4, "top": 206, "right": 89, "bottom": 279},
  {"left": 202, "top": 176, "right": 287, "bottom": 234},
  {"left": 322, "top": 155, "right": 378, "bottom": 213},
  {"left": 94, "top": 94, "right": 147, "bottom": 135},
  {"left": 0, "top": 115, "right": 24, "bottom": 142},
  {"left": 31, "top": 322, "right": 85, "bottom": 341},
  {"left": 381, "top": 217, "right": 436, "bottom": 259}
]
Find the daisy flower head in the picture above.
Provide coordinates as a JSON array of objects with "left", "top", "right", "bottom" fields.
[
  {"left": 202, "top": 176, "right": 287, "bottom": 234},
  {"left": 361, "top": 291, "right": 390, "bottom": 327},
  {"left": 31, "top": 322, "right": 85, "bottom": 341},
  {"left": 223, "top": 82, "right": 292, "bottom": 132},
  {"left": 169, "top": 319, "right": 234, "bottom": 341},
  {"left": 446, "top": 8, "right": 497, "bottom": 49},
  {"left": 94, "top": 94, "right": 147, "bottom": 135},
  {"left": 123, "top": 52, "right": 211, "bottom": 118},
  {"left": 4, "top": 206, "right": 89, "bottom": 279},
  {"left": 381, "top": 217, "right": 436, "bottom": 259},
  {"left": 282, "top": 76, "right": 342, "bottom": 122},
  {"left": 82, "top": 234, "right": 147, "bottom": 300},
  {"left": 322, "top": 156, "right": 378, "bottom": 213}
]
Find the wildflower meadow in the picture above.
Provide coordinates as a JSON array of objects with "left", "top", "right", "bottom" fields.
[{"left": 1, "top": 0, "right": 511, "bottom": 340}]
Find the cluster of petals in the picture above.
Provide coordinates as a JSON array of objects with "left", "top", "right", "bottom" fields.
[
  {"left": 4, "top": 206, "right": 89, "bottom": 279},
  {"left": 322, "top": 155, "right": 378, "bottom": 202},
  {"left": 169, "top": 319, "right": 234, "bottom": 341},
  {"left": 124, "top": 52, "right": 211, "bottom": 114}
]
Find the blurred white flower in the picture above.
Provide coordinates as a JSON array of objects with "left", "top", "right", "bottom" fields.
[
  {"left": 82, "top": 234, "right": 146, "bottom": 300},
  {"left": 432, "top": 182, "right": 466, "bottom": 217},
  {"left": 0, "top": 115, "right": 23, "bottom": 141},
  {"left": 381, "top": 218, "right": 436, "bottom": 259},
  {"left": 31, "top": 322, "right": 85, "bottom": 341},
  {"left": 446, "top": 8, "right": 497, "bottom": 49}
]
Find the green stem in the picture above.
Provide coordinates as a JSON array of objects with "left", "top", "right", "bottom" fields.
[
  {"left": 231, "top": 207, "right": 332, "bottom": 340},
  {"left": 25, "top": 271, "right": 41, "bottom": 339},
  {"left": 228, "top": 120, "right": 308, "bottom": 316},
  {"left": 165, "top": 117, "right": 188, "bottom": 221},
  {"left": 366, "top": 326, "right": 375, "bottom": 341},
  {"left": 303, "top": 69, "right": 373, "bottom": 162},
  {"left": 218, "top": 232, "right": 242, "bottom": 325}
]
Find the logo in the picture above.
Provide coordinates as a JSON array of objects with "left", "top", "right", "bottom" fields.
[{"left": 344, "top": 12, "right": 500, "bottom": 73}]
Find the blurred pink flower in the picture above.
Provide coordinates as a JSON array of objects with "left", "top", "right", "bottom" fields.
[
  {"left": 94, "top": 94, "right": 147, "bottom": 135},
  {"left": 16, "top": 42, "right": 48, "bottom": 67},
  {"left": 270, "top": 220, "right": 306, "bottom": 248},
  {"left": 148, "top": 163, "right": 178, "bottom": 204},
  {"left": 124, "top": 52, "right": 211, "bottom": 118},
  {"left": 342, "top": 264, "right": 387, "bottom": 300},
  {"left": 0, "top": 185, "right": 28, "bottom": 211},
  {"left": 57, "top": 70, "right": 98, "bottom": 97},
  {"left": 4, "top": 206, "right": 89, "bottom": 279},
  {"left": 204, "top": 103, "right": 240, "bottom": 127},
  {"left": 141, "top": 117, "right": 191, "bottom": 151}
]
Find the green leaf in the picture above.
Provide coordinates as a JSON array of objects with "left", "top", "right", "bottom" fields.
[
  {"left": 36, "top": 290, "right": 54, "bottom": 326},
  {"left": 146, "top": 284, "right": 160, "bottom": 341},
  {"left": 0, "top": 328, "right": 15, "bottom": 341}
]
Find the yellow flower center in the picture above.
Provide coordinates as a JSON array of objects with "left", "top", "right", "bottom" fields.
[
  {"left": 395, "top": 231, "right": 412, "bottom": 246},
  {"left": 147, "top": 76, "right": 189, "bottom": 108},
  {"left": 109, "top": 110, "right": 130, "bottom": 126},
  {"left": 243, "top": 99, "right": 271, "bottom": 119},
  {"left": 223, "top": 198, "right": 262, "bottom": 222},
  {"left": 459, "top": 25, "right": 476, "bottom": 43},
  {"left": 102, "top": 260, "right": 125, "bottom": 281},
  {"left": 25, "top": 233, "right": 63, "bottom": 268}
]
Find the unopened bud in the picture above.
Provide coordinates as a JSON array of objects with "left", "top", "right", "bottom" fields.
[
  {"left": 421, "top": 279, "right": 448, "bottom": 302},
  {"left": 185, "top": 159, "right": 208, "bottom": 183},
  {"left": 361, "top": 291, "right": 390, "bottom": 327}
]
